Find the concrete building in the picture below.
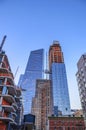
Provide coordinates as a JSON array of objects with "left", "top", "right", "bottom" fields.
[
  {"left": 76, "top": 54, "right": 86, "bottom": 127},
  {"left": 0, "top": 51, "right": 23, "bottom": 130},
  {"left": 49, "top": 41, "right": 71, "bottom": 115},
  {"left": 31, "top": 79, "right": 53, "bottom": 130}
]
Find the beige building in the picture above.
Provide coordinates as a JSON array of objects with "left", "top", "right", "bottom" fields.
[
  {"left": 73, "top": 109, "right": 83, "bottom": 117},
  {"left": 31, "top": 79, "right": 53, "bottom": 130}
]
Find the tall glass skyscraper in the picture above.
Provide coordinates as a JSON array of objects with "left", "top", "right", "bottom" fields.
[
  {"left": 19, "top": 49, "right": 44, "bottom": 114},
  {"left": 49, "top": 41, "right": 71, "bottom": 115}
]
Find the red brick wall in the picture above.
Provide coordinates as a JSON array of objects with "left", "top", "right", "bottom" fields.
[{"left": 49, "top": 117, "right": 85, "bottom": 130}]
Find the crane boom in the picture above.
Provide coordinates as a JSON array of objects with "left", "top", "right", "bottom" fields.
[
  {"left": 14, "top": 66, "right": 19, "bottom": 79},
  {"left": 0, "top": 35, "right": 7, "bottom": 52}
]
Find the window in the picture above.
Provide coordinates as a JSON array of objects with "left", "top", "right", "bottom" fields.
[
  {"left": 54, "top": 127, "right": 56, "bottom": 130},
  {"left": 84, "top": 62, "right": 86, "bottom": 67},
  {"left": 0, "top": 105, "right": 2, "bottom": 112},
  {"left": 2, "top": 86, "right": 8, "bottom": 95},
  {"left": 68, "top": 127, "right": 70, "bottom": 130},
  {"left": 0, "top": 97, "right": 2, "bottom": 105},
  {"left": 66, "top": 108, "right": 68, "bottom": 111},
  {"left": 0, "top": 105, "right": 2, "bottom": 117},
  {"left": 59, "top": 127, "right": 63, "bottom": 130},
  {"left": 0, "top": 57, "right": 2, "bottom": 63},
  {"left": 0, "top": 80, "right": 2, "bottom": 85}
]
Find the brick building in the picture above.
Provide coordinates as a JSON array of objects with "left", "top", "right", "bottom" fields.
[
  {"left": 48, "top": 116, "right": 85, "bottom": 130},
  {"left": 31, "top": 79, "right": 53, "bottom": 130}
]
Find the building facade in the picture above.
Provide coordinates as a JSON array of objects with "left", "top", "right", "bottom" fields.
[
  {"left": 76, "top": 54, "right": 86, "bottom": 127},
  {"left": 73, "top": 109, "right": 83, "bottom": 117},
  {"left": 0, "top": 51, "right": 23, "bottom": 130},
  {"left": 31, "top": 79, "right": 53, "bottom": 130},
  {"left": 19, "top": 49, "right": 44, "bottom": 114},
  {"left": 49, "top": 41, "right": 71, "bottom": 115},
  {"left": 48, "top": 116, "right": 85, "bottom": 130}
]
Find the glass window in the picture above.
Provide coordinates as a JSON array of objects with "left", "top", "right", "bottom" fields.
[
  {"left": 0, "top": 79, "right": 2, "bottom": 85},
  {"left": 68, "top": 127, "right": 70, "bottom": 130},
  {"left": 0, "top": 105, "right": 2, "bottom": 111},
  {"left": 2, "top": 86, "right": 7, "bottom": 95},
  {"left": 59, "top": 127, "right": 63, "bottom": 130},
  {"left": 0, "top": 57, "right": 2, "bottom": 63},
  {"left": 84, "top": 62, "right": 86, "bottom": 67},
  {"left": 0, "top": 97, "right": 2, "bottom": 105},
  {"left": 0, "top": 105, "right": 2, "bottom": 117}
]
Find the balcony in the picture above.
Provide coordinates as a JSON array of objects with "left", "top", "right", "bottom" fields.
[
  {"left": 12, "top": 103, "right": 18, "bottom": 110},
  {"left": 0, "top": 85, "right": 16, "bottom": 96},
  {"left": 0, "top": 113, "right": 16, "bottom": 123},
  {"left": 16, "top": 87, "right": 22, "bottom": 97},
  {"left": 0, "top": 94, "right": 15, "bottom": 104},
  {"left": 0, "top": 77, "right": 14, "bottom": 87},
  {"left": 15, "top": 96, "right": 22, "bottom": 102},
  {"left": 0, "top": 73, "right": 14, "bottom": 81},
  {"left": 7, "top": 86, "right": 16, "bottom": 96},
  {"left": 11, "top": 112, "right": 17, "bottom": 117},
  {"left": 2, "top": 105, "right": 16, "bottom": 113}
]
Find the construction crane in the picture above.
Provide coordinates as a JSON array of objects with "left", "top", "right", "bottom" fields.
[
  {"left": 14, "top": 66, "right": 19, "bottom": 79},
  {"left": 0, "top": 35, "right": 7, "bottom": 52}
]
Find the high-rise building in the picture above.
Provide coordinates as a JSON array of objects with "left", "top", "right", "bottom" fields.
[
  {"left": 76, "top": 54, "right": 86, "bottom": 126},
  {"left": 0, "top": 50, "right": 23, "bottom": 130},
  {"left": 20, "top": 49, "right": 44, "bottom": 114},
  {"left": 31, "top": 79, "right": 53, "bottom": 130},
  {"left": 49, "top": 41, "right": 71, "bottom": 115}
]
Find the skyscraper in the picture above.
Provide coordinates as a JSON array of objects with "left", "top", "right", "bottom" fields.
[
  {"left": 76, "top": 54, "right": 86, "bottom": 126},
  {"left": 20, "top": 49, "right": 44, "bottom": 114},
  {"left": 49, "top": 41, "right": 71, "bottom": 115},
  {"left": 0, "top": 47, "right": 23, "bottom": 130}
]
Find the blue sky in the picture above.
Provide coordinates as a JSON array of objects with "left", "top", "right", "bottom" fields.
[{"left": 0, "top": 0, "right": 86, "bottom": 109}]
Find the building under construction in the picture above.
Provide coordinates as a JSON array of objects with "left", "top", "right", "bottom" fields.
[{"left": 0, "top": 36, "right": 23, "bottom": 130}]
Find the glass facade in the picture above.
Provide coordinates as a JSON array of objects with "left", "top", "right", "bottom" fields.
[
  {"left": 49, "top": 42, "right": 71, "bottom": 116},
  {"left": 19, "top": 49, "right": 44, "bottom": 114},
  {"left": 51, "top": 63, "right": 71, "bottom": 115}
]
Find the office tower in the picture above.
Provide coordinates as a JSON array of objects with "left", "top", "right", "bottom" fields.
[
  {"left": 31, "top": 79, "right": 53, "bottom": 130},
  {"left": 20, "top": 49, "right": 44, "bottom": 114},
  {"left": 0, "top": 49, "right": 23, "bottom": 130},
  {"left": 49, "top": 41, "right": 71, "bottom": 115},
  {"left": 76, "top": 54, "right": 86, "bottom": 126}
]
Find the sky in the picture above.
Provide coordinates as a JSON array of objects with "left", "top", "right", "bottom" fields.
[{"left": 0, "top": 0, "right": 86, "bottom": 109}]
